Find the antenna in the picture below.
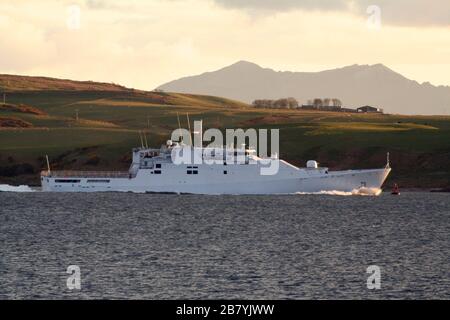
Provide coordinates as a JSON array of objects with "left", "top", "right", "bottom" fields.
[
  {"left": 176, "top": 112, "right": 182, "bottom": 143},
  {"left": 139, "top": 131, "right": 144, "bottom": 148},
  {"left": 193, "top": 120, "right": 203, "bottom": 148},
  {"left": 45, "top": 155, "right": 51, "bottom": 174},
  {"left": 143, "top": 131, "right": 149, "bottom": 149},
  {"left": 386, "top": 152, "right": 390, "bottom": 168},
  {"left": 186, "top": 113, "right": 192, "bottom": 145},
  {"left": 199, "top": 119, "right": 202, "bottom": 148}
]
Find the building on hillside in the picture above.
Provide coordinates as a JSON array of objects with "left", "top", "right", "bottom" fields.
[
  {"left": 300, "top": 104, "right": 343, "bottom": 112},
  {"left": 300, "top": 104, "right": 316, "bottom": 110},
  {"left": 340, "top": 107, "right": 358, "bottom": 113},
  {"left": 357, "top": 106, "right": 384, "bottom": 113},
  {"left": 319, "top": 105, "right": 342, "bottom": 112}
]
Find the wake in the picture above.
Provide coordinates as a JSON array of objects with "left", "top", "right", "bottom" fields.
[
  {"left": 295, "top": 187, "right": 382, "bottom": 196},
  {"left": 0, "top": 184, "right": 35, "bottom": 192}
]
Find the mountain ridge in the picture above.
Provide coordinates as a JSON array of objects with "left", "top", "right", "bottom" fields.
[{"left": 157, "top": 61, "right": 450, "bottom": 115}]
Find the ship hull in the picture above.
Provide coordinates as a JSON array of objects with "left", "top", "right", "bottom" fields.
[{"left": 41, "top": 167, "right": 391, "bottom": 195}]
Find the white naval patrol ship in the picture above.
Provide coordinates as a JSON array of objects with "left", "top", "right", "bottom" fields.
[{"left": 41, "top": 128, "right": 391, "bottom": 194}]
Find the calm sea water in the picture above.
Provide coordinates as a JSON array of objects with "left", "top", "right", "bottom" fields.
[{"left": 0, "top": 191, "right": 448, "bottom": 299}]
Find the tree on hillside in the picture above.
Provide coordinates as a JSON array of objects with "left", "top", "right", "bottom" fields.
[
  {"left": 332, "top": 98, "right": 342, "bottom": 107},
  {"left": 287, "top": 97, "right": 299, "bottom": 109},
  {"left": 313, "top": 98, "right": 323, "bottom": 109},
  {"left": 252, "top": 99, "right": 273, "bottom": 108},
  {"left": 273, "top": 98, "right": 289, "bottom": 109},
  {"left": 323, "top": 98, "right": 331, "bottom": 107},
  {"left": 252, "top": 100, "right": 261, "bottom": 108},
  {"left": 252, "top": 97, "right": 298, "bottom": 109}
]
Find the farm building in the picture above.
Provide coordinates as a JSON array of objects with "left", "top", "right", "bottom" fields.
[{"left": 357, "top": 106, "right": 384, "bottom": 113}]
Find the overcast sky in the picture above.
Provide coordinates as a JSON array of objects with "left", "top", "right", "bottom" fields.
[{"left": 1, "top": 0, "right": 449, "bottom": 90}]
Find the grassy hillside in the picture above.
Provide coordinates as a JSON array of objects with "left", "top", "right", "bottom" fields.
[
  {"left": 0, "top": 74, "right": 130, "bottom": 92},
  {"left": 1, "top": 74, "right": 449, "bottom": 188}
]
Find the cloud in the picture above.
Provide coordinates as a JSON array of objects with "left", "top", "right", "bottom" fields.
[
  {"left": 212, "top": 0, "right": 349, "bottom": 12},
  {"left": 360, "top": 0, "right": 450, "bottom": 27},
  {"left": 85, "top": 0, "right": 106, "bottom": 9},
  {"left": 84, "top": 0, "right": 125, "bottom": 10},
  {"left": 211, "top": 0, "right": 450, "bottom": 26},
  {"left": 1, "top": 0, "right": 450, "bottom": 89}
]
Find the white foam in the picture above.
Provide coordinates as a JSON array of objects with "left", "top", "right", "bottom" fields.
[
  {"left": 0, "top": 184, "right": 35, "bottom": 192},
  {"left": 295, "top": 187, "right": 382, "bottom": 196}
]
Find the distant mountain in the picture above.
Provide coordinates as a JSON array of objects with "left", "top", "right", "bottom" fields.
[{"left": 157, "top": 61, "right": 450, "bottom": 115}]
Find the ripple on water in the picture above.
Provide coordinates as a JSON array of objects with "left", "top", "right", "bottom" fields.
[{"left": 0, "top": 192, "right": 449, "bottom": 299}]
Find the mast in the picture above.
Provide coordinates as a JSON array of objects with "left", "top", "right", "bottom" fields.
[
  {"left": 176, "top": 112, "right": 182, "bottom": 143},
  {"left": 45, "top": 155, "right": 51, "bottom": 174},
  {"left": 186, "top": 113, "right": 192, "bottom": 145},
  {"left": 139, "top": 131, "right": 144, "bottom": 148},
  {"left": 193, "top": 120, "right": 203, "bottom": 148},
  {"left": 143, "top": 131, "right": 149, "bottom": 149},
  {"left": 199, "top": 119, "right": 202, "bottom": 148}
]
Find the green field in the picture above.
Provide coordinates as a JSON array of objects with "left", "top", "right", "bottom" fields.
[{"left": 1, "top": 75, "right": 450, "bottom": 188}]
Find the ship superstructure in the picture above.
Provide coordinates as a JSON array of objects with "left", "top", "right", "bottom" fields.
[{"left": 41, "top": 138, "right": 391, "bottom": 194}]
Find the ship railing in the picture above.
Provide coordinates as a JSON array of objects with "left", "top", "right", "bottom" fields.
[{"left": 40, "top": 170, "right": 132, "bottom": 178}]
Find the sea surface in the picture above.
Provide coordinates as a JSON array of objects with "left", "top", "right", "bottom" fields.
[{"left": 0, "top": 191, "right": 449, "bottom": 299}]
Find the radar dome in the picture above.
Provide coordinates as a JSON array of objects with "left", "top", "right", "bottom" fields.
[{"left": 306, "top": 160, "right": 319, "bottom": 169}]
